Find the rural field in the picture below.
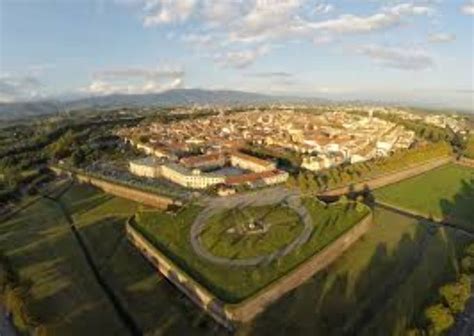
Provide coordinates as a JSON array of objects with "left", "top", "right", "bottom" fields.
[
  {"left": 374, "top": 163, "right": 474, "bottom": 227},
  {"left": 0, "top": 182, "right": 216, "bottom": 335},
  {"left": 133, "top": 198, "right": 370, "bottom": 303}
]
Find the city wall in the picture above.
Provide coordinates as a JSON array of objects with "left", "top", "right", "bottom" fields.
[
  {"left": 50, "top": 166, "right": 177, "bottom": 209},
  {"left": 126, "top": 210, "right": 373, "bottom": 329},
  {"left": 320, "top": 156, "right": 453, "bottom": 197}
]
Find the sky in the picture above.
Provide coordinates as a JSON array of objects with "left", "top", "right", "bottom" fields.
[{"left": 0, "top": 0, "right": 473, "bottom": 110}]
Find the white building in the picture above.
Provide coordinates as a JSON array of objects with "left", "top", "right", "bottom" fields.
[
  {"left": 129, "top": 157, "right": 161, "bottom": 178},
  {"left": 161, "top": 163, "right": 225, "bottom": 189}
]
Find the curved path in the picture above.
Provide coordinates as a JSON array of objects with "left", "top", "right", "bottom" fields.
[{"left": 190, "top": 194, "right": 314, "bottom": 267}]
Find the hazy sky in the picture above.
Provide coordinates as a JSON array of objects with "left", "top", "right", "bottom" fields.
[{"left": 0, "top": 0, "right": 473, "bottom": 109}]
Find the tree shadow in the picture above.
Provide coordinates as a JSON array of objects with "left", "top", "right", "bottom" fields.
[{"left": 240, "top": 176, "right": 474, "bottom": 336}]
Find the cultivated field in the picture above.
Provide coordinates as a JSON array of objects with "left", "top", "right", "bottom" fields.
[
  {"left": 133, "top": 199, "right": 370, "bottom": 303},
  {"left": 374, "top": 163, "right": 474, "bottom": 227}
]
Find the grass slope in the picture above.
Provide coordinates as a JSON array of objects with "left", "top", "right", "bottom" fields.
[
  {"left": 0, "top": 183, "right": 215, "bottom": 335},
  {"left": 374, "top": 163, "right": 474, "bottom": 227},
  {"left": 239, "top": 207, "right": 472, "bottom": 336},
  {"left": 134, "top": 199, "right": 369, "bottom": 303},
  {"left": 57, "top": 184, "right": 215, "bottom": 335},
  {"left": 0, "top": 197, "right": 127, "bottom": 335}
]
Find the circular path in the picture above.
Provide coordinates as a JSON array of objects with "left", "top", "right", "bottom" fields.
[{"left": 190, "top": 194, "right": 314, "bottom": 267}]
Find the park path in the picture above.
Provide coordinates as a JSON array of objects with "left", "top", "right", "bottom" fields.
[{"left": 190, "top": 190, "right": 314, "bottom": 267}]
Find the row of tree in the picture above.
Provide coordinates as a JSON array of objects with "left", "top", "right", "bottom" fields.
[{"left": 286, "top": 142, "right": 452, "bottom": 193}]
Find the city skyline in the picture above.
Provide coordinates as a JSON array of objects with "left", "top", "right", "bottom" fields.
[{"left": 1, "top": 0, "right": 473, "bottom": 110}]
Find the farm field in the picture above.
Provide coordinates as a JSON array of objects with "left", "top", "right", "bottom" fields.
[
  {"left": 241, "top": 207, "right": 473, "bottom": 336},
  {"left": 133, "top": 198, "right": 370, "bottom": 303},
  {"left": 374, "top": 163, "right": 474, "bottom": 227},
  {"left": 0, "top": 183, "right": 215, "bottom": 335}
]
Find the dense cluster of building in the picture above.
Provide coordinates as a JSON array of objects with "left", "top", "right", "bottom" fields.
[
  {"left": 119, "top": 108, "right": 416, "bottom": 176},
  {"left": 129, "top": 151, "right": 288, "bottom": 190}
]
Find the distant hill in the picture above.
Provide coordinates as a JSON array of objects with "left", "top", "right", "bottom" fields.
[{"left": 0, "top": 89, "right": 327, "bottom": 121}]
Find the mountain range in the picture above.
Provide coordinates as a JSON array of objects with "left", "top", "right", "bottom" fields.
[{"left": 0, "top": 89, "right": 327, "bottom": 121}]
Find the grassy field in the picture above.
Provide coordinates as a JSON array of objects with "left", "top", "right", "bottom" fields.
[
  {"left": 2, "top": 180, "right": 472, "bottom": 335},
  {"left": 239, "top": 207, "right": 473, "bottom": 336},
  {"left": 0, "top": 195, "right": 127, "bottom": 335},
  {"left": 134, "top": 199, "right": 370, "bottom": 303},
  {"left": 0, "top": 183, "right": 216, "bottom": 335},
  {"left": 201, "top": 205, "right": 302, "bottom": 259},
  {"left": 374, "top": 163, "right": 474, "bottom": 227}
]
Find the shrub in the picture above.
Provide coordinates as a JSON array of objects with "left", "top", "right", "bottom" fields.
[
  {"left": 439, "top": 274, "right": 471, "bottom": 314},
  {"left": 424, "top": 304, "right": 454, "bottom": 335}
]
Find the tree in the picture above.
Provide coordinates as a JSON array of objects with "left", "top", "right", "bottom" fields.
[
  {"left": 464, "top": 243, "right": 474, "bottom": 257},
  {"left": 461, "top": 256, "right": 474, "bottom": 274},
  {"left": 439, "top": 275, "right": 471, "bottom": 314},
  {"left": 3, "top": 165, "right": 21, "bottom": 188},
  {"left": 71, "top": 148, "right": 85, "bottom": 167},
  {"left": 424, "top": 304, "right": 454, "bottom": 335}
]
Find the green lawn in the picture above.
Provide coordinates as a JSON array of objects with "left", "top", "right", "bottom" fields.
[
  {"left": 0, "top": 197, "right": 127, "bottom": 335},
  {"left": 239, "top": 207, "right": 473, "bottom": 336},
  {"left": 201, "top": 205, "right": 302, "bottom": 259},
  {"left": 0, "top": 183, "right": 215, "bottom": 335},
  {"left": 57, "top": 184, "right": 216, "bottom": 335},
  {"left": 374, "top": 163, "right": 474, "bottom": 226},
  {"left": 133, "top": 199, "right": 370, "bottom": 303}
]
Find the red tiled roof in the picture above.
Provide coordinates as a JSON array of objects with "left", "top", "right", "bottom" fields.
[
  {"left": 225, "top": 170, "right": 284, "bottom": 185},
  {"left": 230, "top": 151, "right": 274, "bottom": 167},
  {"left": 180, "top": 153, "right": 224, "bottom": 167}
]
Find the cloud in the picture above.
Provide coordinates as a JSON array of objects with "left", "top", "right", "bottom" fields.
[
  {"left": 133, "top": 1, "right": 436, "bottom": 67},
  {"left": 93, "top": 67, "right": 183, "bottom": 80},
  {"left": 461, "top": 1, "right": 474, "bottom": 15},
  {"left": 357, "top": 44, "right": 434, "bottom": 70},
  {"left": 201, "top": 0, "right": 243, "bottom": 25},
  {"left": 249, "top": 72, "right": 293, "bottom": 78},
  {"left": 142, "top": 0, "right": 197, "bottom": 26},
  {"left": 428, "top": 32, "right": 456, "bottom": 43},
  {"left": 0, "top": 75, "right": 44, "bottom": 102},
  {"left": 314, "top": 3, "right": 334, "bottom": 15},
  {"left": 214, "top": 46, "right": 269, "bottom": 68},
  {"left": 84, "top": 65, "right": 184, "bottom": 95},
  {"left": 308, "top": 3, "right": 433, "bottom": 35}
]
